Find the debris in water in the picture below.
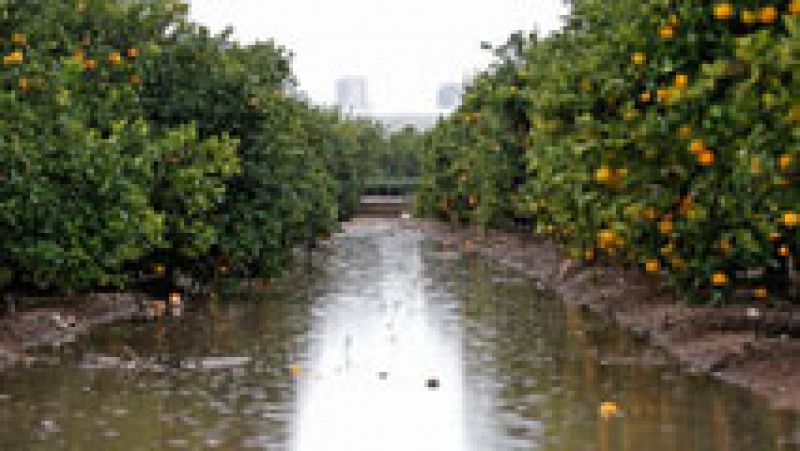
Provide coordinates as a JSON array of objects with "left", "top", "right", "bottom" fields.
[
  {"left": 79, "top": 353, "right": 121, "bottom": 370},
  {"left": 290, "top": 364, "right": 302, "bottom": 377},
  {"left": 167, "top": 438, "right": 189, "bottom": 448},
  {"left": 378, "top": 371, "right": 388, "bottom": 380},
  {"left": 182, "top": 357, "right": 252, "bottom": 370},
  {"left": 40, "top": 420, "right": 58, "bottom": 433},
  {"left": 426, "top": 378, "right": 440, "bottom": 389}
]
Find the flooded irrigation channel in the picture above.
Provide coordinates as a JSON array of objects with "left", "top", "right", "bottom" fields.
[{"left": 0, "top": 219, "right": 798, "bottom": 450}]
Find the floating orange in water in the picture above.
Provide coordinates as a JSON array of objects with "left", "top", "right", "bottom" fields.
[{"left": 600, "top": 401, "right": 619, "bottom": 419}]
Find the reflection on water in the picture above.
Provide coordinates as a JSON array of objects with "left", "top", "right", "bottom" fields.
[
  {"left": 0, "top": 219, "right": 798, "bottom": 450},
  {"left": 295, "top": 221, "right": 466, "bottom": 450}
]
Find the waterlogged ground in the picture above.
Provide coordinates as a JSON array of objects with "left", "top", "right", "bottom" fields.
[{"left": 0, "top": 219, "right": 798, "bottom": 450}]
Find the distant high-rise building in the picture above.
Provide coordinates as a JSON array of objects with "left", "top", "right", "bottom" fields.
[
  {"left": 437, "top": 83, "right": 463, "bottom": 110},
  {"left": 335, "top": 77, "right": 369, "bottom": 114}
]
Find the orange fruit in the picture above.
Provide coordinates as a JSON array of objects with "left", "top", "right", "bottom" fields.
[
  {"left": 714, "top": 3, "right": 735, "bottom": 20},
  {"left": 689, "top": 139, "right": 705, "bottom": 155},
  {"left": 645, "top": 259, "right": 661, "bottom": 273},
  {"left": 668, "top": 14, "right": 680, "bottom": 26},
  {"left": 600, "top": 401, "right": 620, "bottom": 419},
  {"left": 712, "top": 272, "right": 729, "bottom": 286},
  {"left": 779, "top": 154, "right": 792, "bottom": 170},
  {"left": 659, "top": 220, "right": 674, "bottom": 235},
  {"left": 753, "top": 287, "right": 768, "bottom": 299},
  {"left": 631, "top": 52, "right": 647, "bottom": 66},
  {"left": 3, "top": 50, "right": 23, "bottom": 65},
  {"left": 791, "top": 0, "right": 800, "bottom": 16},
  {"left": 698, "top": 150, "right": 715, "bottom": 166},
  {"left": 127, "top": 48, "right": 139, "bottom": 58},
  {"left": 595, "top": 166, "right": 613, "bottom": 183},
  {"left": 659, "top": 26, "right": 675, "bottom": 39},
  {"left": 781, "top": 211, "right": 799, "bottom": 227},
  {"left": 741, "top": 10, "right": 757, "bottom": 24},
  {"left": 759, "top": 6, "right": 778, "bottom": 24},
  {"left": 779, "top": 245, "right": 791, "bottom": 257},
  {"left": 674, "top": 74, "right": 688, "bottom": 90},
  {"left": 597, "top": 229, "right": 617, "bottom": 248}
]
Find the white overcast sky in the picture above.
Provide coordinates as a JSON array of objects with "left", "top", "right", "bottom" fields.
[{"left": 188, "top": 0, "right": 569, "bottom": 114}]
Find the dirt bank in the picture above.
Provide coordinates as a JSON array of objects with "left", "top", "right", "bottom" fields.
[
  {"left": 408, "top": 219, "right": 800, "bottom": 411},
  {"left": 0, "top": 293, "right": 147, "bottom": 370}
]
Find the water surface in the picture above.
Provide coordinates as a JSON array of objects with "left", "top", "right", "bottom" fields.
[{"left": 0, "top": 219, "right": 798, "bottom": 450}]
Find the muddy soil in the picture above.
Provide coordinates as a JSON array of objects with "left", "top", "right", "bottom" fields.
[{"left": 0, "top": 292, "right": 145, "bottom": 369}]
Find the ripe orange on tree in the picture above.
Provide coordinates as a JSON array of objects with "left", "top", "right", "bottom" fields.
[
  {"left": 714, "top": 3, "right": 735, "bottom": 20},
  {"left": 759, "top": 6, "right": 778, "bottom": 24},
  {"left": 712, "top": 272, "right": 729, "bottom": 287}
]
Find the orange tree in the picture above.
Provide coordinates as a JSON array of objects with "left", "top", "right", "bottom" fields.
[
  {"left": 0, "top": 0, "right": 387, "bottom": 292},
  {"left": 417, "top": 0, "right": 800, "bottom": 303},
  {"left": 0, "top": 0, "right": 189, "bottom": 291},
  {"left": 417, "top": 33, "right": 534, "bottom": 231},
  {"left": 139, "top": 11, "right": 382, "bottom": 278}
]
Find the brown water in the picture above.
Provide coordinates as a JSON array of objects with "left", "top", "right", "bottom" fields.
[{"left": 0, "top": 219, "right": 798, "bottom": 450}]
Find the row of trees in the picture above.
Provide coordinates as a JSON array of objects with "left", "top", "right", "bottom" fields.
[
  {"left": 0, "top": 0, "right": 385, "bottom": 293},
  {"left": 417, "top": 0, "right": 800, "bottom": 303},
  {"left": 373, "top": 126, "right": 423, "bottom": 179}
]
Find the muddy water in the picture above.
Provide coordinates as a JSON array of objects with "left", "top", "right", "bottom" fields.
[{"left": 0, "top": 219, "right": 798, "bottom": 450}]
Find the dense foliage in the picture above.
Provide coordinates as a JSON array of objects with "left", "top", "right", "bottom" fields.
[
  {"left": 375, "top": 126, "right": 423, "bottom": 179},
  {"left": 0, "top": 0, "right": 383, "bottom": 293},
  {"left": 417, "top": 0, "right": 800, "bottom": 303}
]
